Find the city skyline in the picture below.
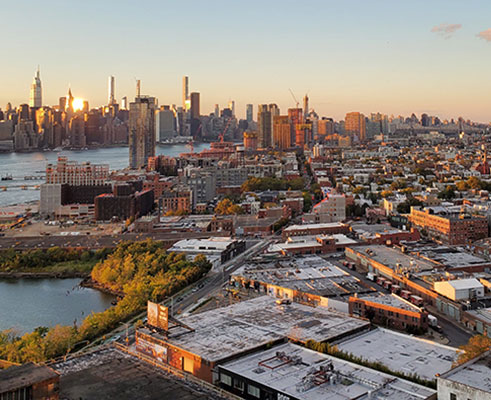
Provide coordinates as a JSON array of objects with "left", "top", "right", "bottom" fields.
[{"left": 1, "top": 0, "right": 491, "bottom": 122}]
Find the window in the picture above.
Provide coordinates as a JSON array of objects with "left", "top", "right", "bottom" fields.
[
  {"left": 248, "top": 385, "right": 261, "bottom": 398},
  {"left": 450, "top": 394, "right": 456, "bottom": 400},
  {"left": 233, "top": 379, "right": 244, "bottom": 391},
  {"left": 220, "top": 373, "right": 232, "bottom": 386}
]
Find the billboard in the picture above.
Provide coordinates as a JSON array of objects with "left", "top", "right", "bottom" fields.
[
  {"left": 147, "top": 301, "right": 169, "bottom": 330},
  {"left": 136, "top": 336, "right": 168, "bottom": 363}
]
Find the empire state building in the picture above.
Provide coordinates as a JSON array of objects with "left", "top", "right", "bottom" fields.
[{"left": 29, "top": 66, "right": 42, "bottom": 108}]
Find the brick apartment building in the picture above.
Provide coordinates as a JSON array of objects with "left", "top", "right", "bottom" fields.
[{"left": 409, "top": 207, "right": 488, "bottom": 245}]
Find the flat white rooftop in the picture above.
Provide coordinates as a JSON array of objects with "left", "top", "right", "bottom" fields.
[
  {"left": 142, "top": 296, "right": 369, "bottom": 362},
  {"left": 220, "top": 342, "right": 436, "bottom": 400},
  {"left": 284, "top": 223, "right": 347, "bottom": 232},
  {"left": 440, "top": 351, "right": 491, "bottom": 393},
  {"left": 169, "top": 237, "right": 237, "bottom": 251},
  {"left": 357, "top": 294, "right": 422, "bottom": 312},
  {"left": 337, "top": 328, "right": 460, "bottom": 381}
]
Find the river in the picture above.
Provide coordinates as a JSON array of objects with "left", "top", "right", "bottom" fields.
[
  {"left": 0, "top": 278, "right": 115, "bottom": 334},
  {"left": 0, "top": 143, "right": 209, "bottom": 207}
]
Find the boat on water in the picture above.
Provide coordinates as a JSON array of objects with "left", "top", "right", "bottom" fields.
[{"left": 1, "top": 174, "right": 13, "bottom": 181}]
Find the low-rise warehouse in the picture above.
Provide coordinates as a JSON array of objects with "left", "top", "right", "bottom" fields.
[
  {"left": 218, "top": 342, "right": 437, "bottom": 400},
  {"left": 135, "top": 296, "right": 370, "bottom": 383},
  {"left": 337, "top": 328, "right": 460, "bottom": 382},
  {"left": 232, "top": 255, "right": 374, "bottom": 312},
  {"left": 438, "top": 350, "right": 491, "bottom": 400}
]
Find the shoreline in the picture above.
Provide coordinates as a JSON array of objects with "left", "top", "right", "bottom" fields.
[
  {"left": 0, "top": 270, "right": 88, "bottom": 279},
  {"left": 80, "top": 276, "right": 124, "bottom": 298}
]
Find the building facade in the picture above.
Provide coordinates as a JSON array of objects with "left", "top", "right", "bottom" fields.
[{"left": 129, "top": 96, "right": 157, "bottom": 169}]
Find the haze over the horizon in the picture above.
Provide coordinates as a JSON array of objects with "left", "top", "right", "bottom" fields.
[{"left": 2, "top": 0, "right": 491, "bottom": 122}]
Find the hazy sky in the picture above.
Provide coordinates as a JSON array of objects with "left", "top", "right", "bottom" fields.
[{"left": 1, "top": 0, "right": 491, "bottom": 121}]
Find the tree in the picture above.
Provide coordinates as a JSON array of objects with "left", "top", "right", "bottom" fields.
[
  {"left": 455, "top": 335, "right": 491, "bottom": 365},
  {"left": 438, "top": 186, "right": 456, "bottom": 200},
  {"left": 380, "top": 190, "right": 393, "bottom": 199},
  {"left": 467, "top": 176, "right": 482, "bottom": 190},
  {"left": 215, "top": 199, "right": 243, "bottom": 215},
  {"left": 455, "top": 180, "right": 469, "bottom": 192}
]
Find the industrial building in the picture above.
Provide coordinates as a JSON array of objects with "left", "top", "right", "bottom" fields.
[
  {"left": 0, "top": 363, "right": 59, "bottom": 400},
  {"left": 135, "top": 296, "right": 370, "bottom": 383},
  {"left": 268, "top": 234, "right": 358, "bottom": 255},
  {"left": 337, "top": 328, "right": 460, "bottom": 382},
  {"left": 437, "top": 350, "right": 491, "bottom": 400},
  {"left": 348, "top": 293, "right": 429, "bottom": 331},
  {"left": 434, "top": 278, "right": 485, "bottom": 301},
  {"left": 168, "top": 237, "right": 246, "bottom": 266},
  {"left": 232, "top": 255, "right": 374, "bottom": 312},
  {"left": 282, "top": 222, "right": 349, "bottom": 240},
  {"left": 217, "top": 342, "right": 436, "bottom": 400}
]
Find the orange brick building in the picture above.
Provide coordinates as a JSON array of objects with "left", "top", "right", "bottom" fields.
[
  {"left": 409, "top": 207, "right": 488, "bottom": 245},
  {"left": 349, "top": 294, "right": 429, "bottom": 331}
]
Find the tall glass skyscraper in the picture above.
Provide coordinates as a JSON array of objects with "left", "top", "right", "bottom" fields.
[{"left": 29, "top": 67, "right": 42, "bottom": 108}]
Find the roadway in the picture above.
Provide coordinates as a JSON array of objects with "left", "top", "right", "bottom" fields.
[{"left": 0, "top": 231, "right": 231, "bottom": 250}]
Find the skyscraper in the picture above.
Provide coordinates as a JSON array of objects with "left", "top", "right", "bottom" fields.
[
  {"left": 108, "top": 76, "right": 115, "bottom": 105},
  {"left": 190, "top": 92, "right": 200, "bottom": 137},
  {"left": 182, "top": 76, "right": 189, "bottom": 111},
  {"left": 246, "top": 104, "right": 253, "bottom": 123},
  {"left": 288, "top": 108, "right": 303, "bottom": 146},
  {"left": 303, "top": 94, "right": 309, "bottom": 121},
  {"left": 345, "top": 112, "right": 366, "bottom": 141},
  {"left": 257, "top": 104, "right": 278, "bottom": 148},
  {"left": 129, "top": 96, "right": 157, "bottom": 169},
  {"left": 29, "top": 67, "right": 42, "bottom": 108},
  {"left": 273, "top": 115, "right": 291, "bottom": 149},
  {"left": 214, "top": 104, "right": 220, "bottom": 117},
  {"left": 156, "top": 106, "right": 177, "bottom": 142},
  {"left": 190, "top": 92, "right": 200, "bottom": 119},
  {"left": 228, "top": 100, "right": 235, "bottom": 117}
]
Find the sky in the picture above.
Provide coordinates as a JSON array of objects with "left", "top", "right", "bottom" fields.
[{"left": 1, "top": 0, "right": 491, "bottom": 122}]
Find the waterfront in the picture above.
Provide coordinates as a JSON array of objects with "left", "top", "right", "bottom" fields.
[
  {"left": 0, "top": 143, "right": 209, "bottom": 207},
  {"left": 0, "top": 278, "right": 115, "bottom": 334}
]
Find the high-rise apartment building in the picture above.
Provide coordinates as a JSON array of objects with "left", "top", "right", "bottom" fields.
[
  {"left": 345, "top": 112, "right": 366, "bottom": 141},
  {"left": 108, "top": 76, "right": 115, "bottom": 105},
  {"left": 257, "top": 104, "right": 273, "bottom": 148},
  {"left": 246, "top": 104, "right": 253, "bottom": 123},
  {"left": 29, "top": 67, "right": 42, "bottom": 108},
  {"left": 318, "top": 118, "right": 335, "bottom": 135},
  {"left": 190, "top": 92, "right": 200, "bottom": 119},
  {"left": 288, "top": 108, "right": 303, "bottom": 146},
  {"left": 190, "top": 92, "right": 201, "bottom": 138},
  {"left": 273, "top": 115, "right": 291, "bottom": 149},
  {"left": 156, "top": 106, "right": 177, "bottom": 141},
  {"left": 45, "top": 156, "right": 109, "bottom": 185},
  {"left": 68, "top": 115, "right": 86, "bottom": 148},
  {"left": 182, "top": 76, "right": 190, "bottom": 111},
  {"left": 303, "top": 94, "right": 309, "bottom": 121},
  {"left": 228, "top": 100, "right": 235, "bottom": 117},
  {"left": 129, "top": 96, "right": 157, "bottom": 169}
]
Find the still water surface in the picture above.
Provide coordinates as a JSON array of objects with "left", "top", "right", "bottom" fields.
[
  {"left": 0, "top": 143, "right": 209, "bottom": 206},
  {"left": 0, "top": 278, "right": 115, "bottom": 334}
]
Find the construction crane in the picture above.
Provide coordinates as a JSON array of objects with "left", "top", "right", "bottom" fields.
[
  {"left": 289, "top": 88, "right": 299, "bottom": 108},
  {"left": 219, "top": 118, "right": 232, "bottom": 143}
]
